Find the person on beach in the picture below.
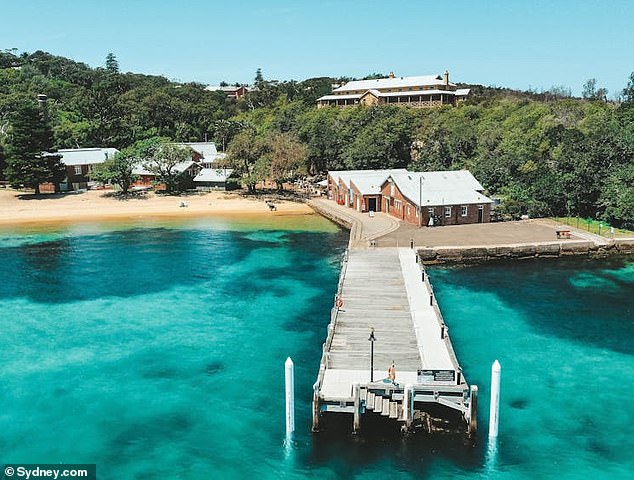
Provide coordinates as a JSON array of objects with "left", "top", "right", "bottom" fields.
[{"left": 388, "top": 361, "right": 396, "bottom": 384}]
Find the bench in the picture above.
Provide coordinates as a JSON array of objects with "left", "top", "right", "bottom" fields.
[{"left": 556, "top": 229, "right": 571, "bottom": 239}]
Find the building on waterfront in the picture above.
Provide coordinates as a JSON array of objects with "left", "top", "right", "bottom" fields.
[
  {"left": 193, "top": 168, "right": 234, "bottom": 191},
  {"left": 177, "top": 142, "right": 226, "bottom": 167},
  {"left": 132, "top": 142, "right": 225, "bottom": 189},
  {"left": 327, "top": 169, "right": 408, "bottom": 212},
  {"left": 58, "top": 147, "right": 120, "bottom": 191},
  {"left": 317, "top": 71, "right": 470, "bottom": 108},
  {"left": 327, "top": 169, "right": 493, "bottom": 226}
]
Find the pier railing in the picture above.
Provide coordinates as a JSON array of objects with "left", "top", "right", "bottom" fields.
[
  {"left": 419, "top": 259, "right": 464, "bottom": 382},
  {"left": 315, "top": 249, "right": 349, "bottom": 392}
]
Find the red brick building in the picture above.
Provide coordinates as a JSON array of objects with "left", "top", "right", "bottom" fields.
[
  {"left": 327, "top": 169, "right": 493, "bottom": 227},
  {"left": 327, "top": 169, "right": 407, "bottom": 211},
  {"left": 381, "top": 171, "right": 492, "bottom": 226}
]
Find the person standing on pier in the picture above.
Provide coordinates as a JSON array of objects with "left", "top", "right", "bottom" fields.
[{"left": 388, "top": 361, "right": 396, "bottom": 384}]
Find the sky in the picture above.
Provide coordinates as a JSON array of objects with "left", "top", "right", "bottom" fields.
[{"left": 1, "top": 0, "right": 632, "bottom": 96}]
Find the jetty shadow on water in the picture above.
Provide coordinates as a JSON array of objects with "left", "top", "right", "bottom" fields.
[
  {"left": 431, "top": 255, "right": 634, "bottom": 355},
  {"left": 305, "top": 415, "right": 483, "bottom": 477}
]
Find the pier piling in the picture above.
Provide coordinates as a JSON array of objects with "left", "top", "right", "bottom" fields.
[
  {"left": 353, "top": 383, "right": 361, "bottom": 433},
  {"left": 489, "top": 360, "right": 501, "bottom": 438},
  {"left": 285, "top": 357, "right": 295, "bottom": 437}
]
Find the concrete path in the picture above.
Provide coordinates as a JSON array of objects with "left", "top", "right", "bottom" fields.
[{"left": 308, "top": 198, "right": 400, "bottom": 247}]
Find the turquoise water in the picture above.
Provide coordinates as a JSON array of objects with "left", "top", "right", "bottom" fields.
[{"left": 0, "top": 218, "right": 632, "bottom": 479}]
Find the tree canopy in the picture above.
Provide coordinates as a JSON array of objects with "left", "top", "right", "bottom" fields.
[{"left": 0, "top": 49, "right": 633, "bottom": 225}]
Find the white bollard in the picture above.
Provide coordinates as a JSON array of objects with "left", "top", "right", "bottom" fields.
[
  {"left": 404, "top": 383, "right": 413, "bottom": 427},
  {"left": 285, "top": 357, "right": 295, "bottom": 436},
  {"left": 489, "top": 359, "right": 501, "bottom": 438}
]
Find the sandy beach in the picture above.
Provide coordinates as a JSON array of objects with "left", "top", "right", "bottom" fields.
[{"left": 0, "top": 189, "right": 315, "bottom": 226}]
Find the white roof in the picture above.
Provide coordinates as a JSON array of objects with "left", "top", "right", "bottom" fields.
[
  {"left": 388, "top": 170, "right": 492, "bottom": 207},
  {"left": 132, "top": 161, "right": 197, "bottom": 176},
  {"left": 334, "top": 74, "right": 455, "bottom": 93},
  {"left": 318, "top": 89, "right": 459, "bottom": 102},
  {"left": 175, "top": 142, "right": 219, "bottom": 159},
  {"left": 193, "top": 168, "right": 233, "bottom": 182},
  {"left": 318, "top": 93, "right": 361, "bottom": 101},
  {"left": 205, "top": 85, "right": 247, "bottom": 92},
  {"left": 58, "top": 148, "right": 119, "bottom": 166},
  {"left": 455, "top": 88, "right": 471, "bottom": 96},
  {"left": 329, "top": 169, "right": 408, "bottom": 190},
  {"left": 349, "top": 173, "right": 396, "bottom": 195}
]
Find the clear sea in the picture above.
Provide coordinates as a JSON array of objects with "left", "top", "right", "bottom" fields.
[{"left": 0, "top": 215, "right": 632, "bottom": 479}]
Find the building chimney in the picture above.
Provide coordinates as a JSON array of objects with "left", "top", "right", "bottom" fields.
[
  {"left": 388, "top": 72, "right": 395, "bottom": 79},
  {"left": 443, "top": 70, "right": 449, "bottom": 86},
  {"left": 37, "top": 94, "right": 48, "bottom": 121}
]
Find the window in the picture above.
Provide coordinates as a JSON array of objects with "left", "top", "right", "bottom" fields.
[
  {"left": 461, "top": 206, "right": 468, "bottom": 217},
  {"left": 74, "top": 166, "right": 82, "bottom": 175},
  {"left": 407, "top": 205, "right": 410, "bottom": 216},
  {"left": 444, "top": 206, "right": 452, "bottom": 218},
  {"left": 428, "top": 207, "right": 434, "bottom": 216}
]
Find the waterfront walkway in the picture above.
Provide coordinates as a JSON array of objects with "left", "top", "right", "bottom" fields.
[
  {"left": 307, "top": 198, "right": 633, "bottom": 255},
  {"left": 308, "top": 198, "right": 399, "bottom": 247}
]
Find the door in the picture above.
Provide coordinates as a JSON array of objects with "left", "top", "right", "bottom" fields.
[
  {"left": 368, "top": 198, "right": 377, "bottom": 212},
  {"left": 478, "top": 205, "right": 484, "bottom": 223}
]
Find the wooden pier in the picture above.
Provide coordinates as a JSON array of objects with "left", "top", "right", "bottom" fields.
[{"left": 312, "top": 247, "right": 477, "bottom": 435}]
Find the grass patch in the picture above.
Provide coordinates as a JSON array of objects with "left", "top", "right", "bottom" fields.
[{"left": 552, "top": 217, "right": 634, "bottom": 238}]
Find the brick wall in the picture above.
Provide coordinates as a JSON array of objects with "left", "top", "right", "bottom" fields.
[{"left": 381, "top": 181, "right": 491, "bottom": 226}]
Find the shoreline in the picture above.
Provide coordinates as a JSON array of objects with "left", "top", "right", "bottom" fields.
[{"left": 0, "top": 189, "right": 316, "bottom": 228}]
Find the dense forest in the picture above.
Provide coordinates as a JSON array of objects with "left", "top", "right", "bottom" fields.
[{"left": 0, "top": 49, "right": 633, "bottom": 226}]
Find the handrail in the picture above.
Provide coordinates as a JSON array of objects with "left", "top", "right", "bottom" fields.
[
  {"left": 420, "top": 263, "right": 464, "bottom": 376},
  {"left": 315, "top": 248, "right": 350, "bottom": 392}
]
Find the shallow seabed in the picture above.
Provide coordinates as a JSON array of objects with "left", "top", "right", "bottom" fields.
[{"left": 0, "top": 217, "right": 632, "bottom": 479}]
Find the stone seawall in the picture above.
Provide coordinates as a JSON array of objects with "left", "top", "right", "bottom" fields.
[{"left": 417, "top": 239, "right": 634, "bottom": 265}]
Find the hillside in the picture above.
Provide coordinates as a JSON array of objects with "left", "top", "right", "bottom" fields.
[{"left": 0, "top": 50, "right": 633, "bottom": 226}]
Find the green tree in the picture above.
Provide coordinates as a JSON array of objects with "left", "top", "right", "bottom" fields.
[
  {"left": 91, "top": 149, "right": 138, "bottom": 193},
  {"left": 582, "top": 78, "right": 608, "bottom": 101},
  {"left": 601, "top": 162, "right": 634, "bottom": 227},
  {"left": 266, "top": 132, "right": 307, "bottom": 191},
  {"left": 225, "top": 129, "right": 267, "bottom": 193},
  {"left": 105, "top": 53, "right": 119, "bottom": 74},
  {"left": 212, "top": 119, "right": 246, "bottom": 151},
  {"left": 622, "top": 72, "right": 634, "bottom": 104},
  {"left": 140, "top": 141, "right": 194, "bottom": 193},
  {"left": 0, "top": 143, "right": 6, "bottom": 181},
  {"left": 4, "top": 96, "right": 65, "bottom": 193}
]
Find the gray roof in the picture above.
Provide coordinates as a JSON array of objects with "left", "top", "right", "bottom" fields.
[
  {"left": 388, "top": 170, "right": 492, "bottom": 207},
  {"left": 58, "top": 148, "right": 119, "bottom": 166},
  {"left": 132, "top": 161, "right": 197, "bottom": 176},
  {"left": 328, "top": 169, "right": 408, "bottom": 190},
  {"left": 174, "top": 142, "right": 223, "bottom": 160},
  {"left": 333, "top": 74, "right": 455, "bottom": 93},
  {"left": 193, "top": 168, "right": 233, "bottom": 182}
]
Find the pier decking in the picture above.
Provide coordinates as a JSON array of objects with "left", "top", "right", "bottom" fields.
[{"left": 313, "top": 247, "right": 477, "bottom": 435}]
